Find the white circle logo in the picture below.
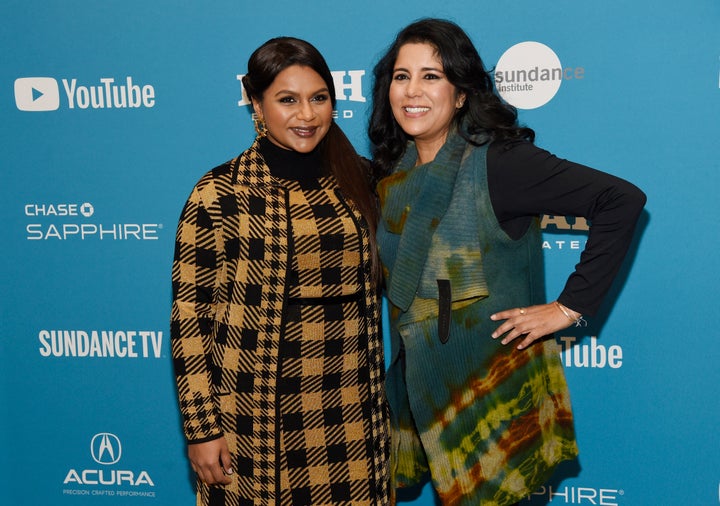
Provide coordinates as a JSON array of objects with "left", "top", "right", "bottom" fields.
[
  {"left": 80, "top": 202, "right": 94, "bottom": 217},
  {"left": 495, "top": 41, "right": 563, "bottom": 110},
  {"left": 90, "top": 433, "right": 122, "bottom": 465}
]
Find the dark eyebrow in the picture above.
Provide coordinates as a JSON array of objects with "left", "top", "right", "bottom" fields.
[
  {"left": 393, "top": 66, "right": 445, "bottom": 73},
  {"left": 272, "top": 87, "right": 330, "bottom": 97}
]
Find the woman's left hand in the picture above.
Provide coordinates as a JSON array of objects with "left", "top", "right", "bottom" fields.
[{"left": 490, "top": 302, "right": 581, "bottom": 350}]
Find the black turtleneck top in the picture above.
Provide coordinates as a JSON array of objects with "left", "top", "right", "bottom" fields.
[{"left": 258, "top": 137, "right": 326, "bottom": 182}]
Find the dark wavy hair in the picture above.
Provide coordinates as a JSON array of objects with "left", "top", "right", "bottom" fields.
[
  {"left": 368, "top": 18, "right": 535, "bottom": 176},
  {"left": 242, "top": 37, "right": 380, "bottom": 283}
]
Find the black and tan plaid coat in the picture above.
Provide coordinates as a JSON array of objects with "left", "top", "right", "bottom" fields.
[{"left": 170, "top": 139, "right": 389, "bottom": 505}]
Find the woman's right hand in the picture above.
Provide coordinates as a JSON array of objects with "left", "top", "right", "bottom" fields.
[
  {"left": 187, "top": 437, "right": 233, "bottom": 485},
  {"left": 490, "top": 301, "right": 583, "bottom": 350}
]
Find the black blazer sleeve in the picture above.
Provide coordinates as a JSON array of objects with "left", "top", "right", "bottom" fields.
[{"left": 487, "top": 140, "right": 646, "bottom": 316}]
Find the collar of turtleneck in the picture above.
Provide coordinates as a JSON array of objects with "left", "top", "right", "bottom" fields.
[{"left": 258, "top": 136, "right": 326, "bottom": 181}]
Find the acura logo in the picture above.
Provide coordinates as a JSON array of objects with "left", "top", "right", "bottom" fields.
[{"left": 90, "top": 433, "right": 122, "bottom": 465}]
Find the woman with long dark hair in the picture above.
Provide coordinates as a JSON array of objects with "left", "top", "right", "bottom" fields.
[
  {"left": 171, "top": 37, "right": 389, "bottom": 505},
  {"left": 369, "top": 19, "right": 645, "bottom": 505}
]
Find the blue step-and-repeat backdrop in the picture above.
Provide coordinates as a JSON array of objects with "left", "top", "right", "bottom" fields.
[{"left": 2, "top": 1, "right": 718, "bottom": 505}]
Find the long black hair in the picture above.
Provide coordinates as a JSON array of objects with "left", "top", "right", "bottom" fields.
[
  {"left": 243, "top": 37, "right": 380, "bottom": 283},
  {"left": 368, "top": 18, "right": 535, "bottom": 176}
]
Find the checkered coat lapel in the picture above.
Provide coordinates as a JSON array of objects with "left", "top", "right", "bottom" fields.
[{"left": 227, "top": 140, "right": 289, "bottom": 503}]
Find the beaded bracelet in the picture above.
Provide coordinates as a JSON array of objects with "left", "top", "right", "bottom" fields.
[{"left": 555, "top": 301, "right": 587, "bottom": 327}]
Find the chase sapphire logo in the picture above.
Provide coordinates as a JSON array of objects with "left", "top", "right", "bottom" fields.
[{"left": 90, "top": 433, "right": 122, "bottom": 465}]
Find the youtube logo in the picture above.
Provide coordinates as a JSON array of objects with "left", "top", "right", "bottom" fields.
[{"left": 14, "top": 77, "right": 60, "bottom": 111}]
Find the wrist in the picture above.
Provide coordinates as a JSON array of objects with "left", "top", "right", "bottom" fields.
[{"left": 555, "top": 301, "right": 587, "bottom": 327}]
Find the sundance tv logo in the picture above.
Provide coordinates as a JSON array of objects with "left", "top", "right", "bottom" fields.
[{"left": 14, "top": 76, "right": 155, "bottom": 112}]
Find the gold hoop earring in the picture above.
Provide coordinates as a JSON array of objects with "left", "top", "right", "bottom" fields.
[{"left": 253, "top": 116, "right": 267, "bottom": 137}]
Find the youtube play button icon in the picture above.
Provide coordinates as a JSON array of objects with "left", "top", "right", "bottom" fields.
[{"left": 14, "top": 77, "right": 60, "bottom": 111}]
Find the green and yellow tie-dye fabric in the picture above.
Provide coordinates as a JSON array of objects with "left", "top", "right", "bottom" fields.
[{"left": 377, "top": 132, "right": 578, "bottom": 506}]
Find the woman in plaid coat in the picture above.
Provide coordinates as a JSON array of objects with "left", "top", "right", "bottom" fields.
[{"left": 170, "top": 37, "right": 389, "bottom": 505}]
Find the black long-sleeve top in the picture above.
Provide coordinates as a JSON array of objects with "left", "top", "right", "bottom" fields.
[{"left": 487, "top": 140, "right": 646, "bottom": 316}]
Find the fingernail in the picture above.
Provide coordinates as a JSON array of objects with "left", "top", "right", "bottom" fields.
[{"left": 227, "top": 468, "right": 234, "bottom": 475}]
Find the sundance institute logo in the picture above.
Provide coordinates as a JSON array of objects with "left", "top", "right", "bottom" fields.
[{"left": 495, "top": 42, "right": 584, "bottom": 110}]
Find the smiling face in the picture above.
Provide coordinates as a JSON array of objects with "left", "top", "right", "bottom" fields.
[
  {"left": 389, "top": 42, "right": 465, "bottom": 162},
  {"left": 253, "top": 64, "right": 333, "bottom": 153}
]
